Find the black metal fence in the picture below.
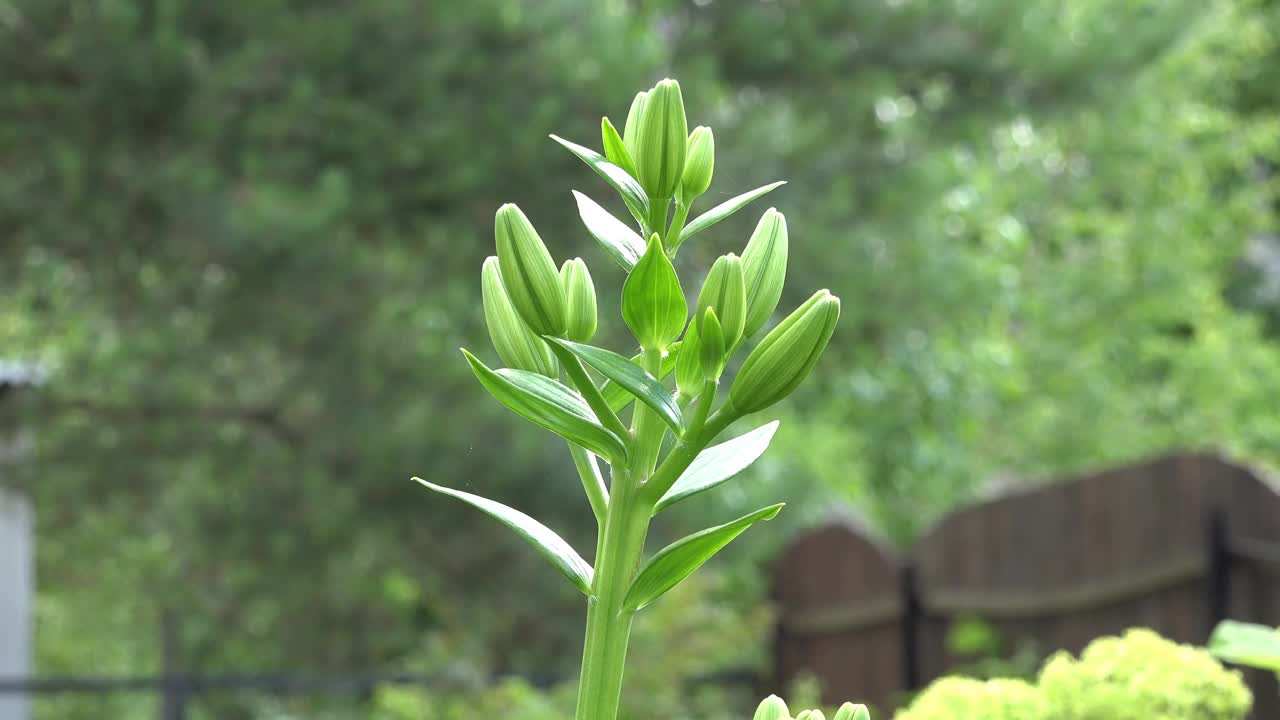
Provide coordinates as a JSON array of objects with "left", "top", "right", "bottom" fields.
[
  {"left": 0, "top": 671, "right": 532, "bottom": 719},
  {"left": 0, "top": 666, "right": 757, "bottom": 718}
]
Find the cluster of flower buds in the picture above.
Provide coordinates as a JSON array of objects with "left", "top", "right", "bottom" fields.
[
  {"left": 486, "top": 203, "right": 597, "bottom": 376},
  {"left": 481, "top": 78, "right": 838, "bottom": 420},
  {"left": 755, "top": 695, "right": 870, "bottom": 720},
  {"left": 430, "top": 77, "right": 851, "bottom": 720}
]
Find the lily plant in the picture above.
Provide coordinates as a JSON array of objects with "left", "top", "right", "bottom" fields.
[{"left": 414, "top": 78, "right": 866, "bottom": 720}]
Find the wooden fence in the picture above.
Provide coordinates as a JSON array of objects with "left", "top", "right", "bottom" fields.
[{"left": 770, "top": 452, "right": 1280, "bottom": 717}]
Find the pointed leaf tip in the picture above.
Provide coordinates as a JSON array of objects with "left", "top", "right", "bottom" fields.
[
  {"left": 552, "top": 134, "right": 650, "bottom": 226},
  {"left": 546, "top": 337, "right": 684, "bottom": 435},
  {"left": 678, "top": 181, "right": 787, "bottom": 249},
  {"left": 655, "top": 421, "right": 780, "bottom": 514},
  {"left": 624, "top": 503, "right": 784, "bottom": 611},
  {"left": 462, "top": 348, "right": 627, "bottom": 463},
  {"left": 412, "top": 478, "right": 594, "bottom": 596}
]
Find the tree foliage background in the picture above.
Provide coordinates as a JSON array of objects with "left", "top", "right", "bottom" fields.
[{"left": 1, "top": 0, "right": 1278, "bottom": 717}]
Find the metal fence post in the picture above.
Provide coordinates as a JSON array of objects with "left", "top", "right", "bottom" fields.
[
  {"left": 898, "top": 560, "right": 922, "bottom": 692},
  {"left": 1204, "top": 506, "right": 1230, "bottom": 638},
  {"left": 160, "top": 675, "right": 187, "bottom": 720}
]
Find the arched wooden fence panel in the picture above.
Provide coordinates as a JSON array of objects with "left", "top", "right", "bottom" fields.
[{"left": 771, "top": 453, "right": 1280, "bottom": 717}]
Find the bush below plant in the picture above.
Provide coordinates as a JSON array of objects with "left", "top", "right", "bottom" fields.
[{"left": 894, "top": 628, "right": 1251, "bottom": 720}]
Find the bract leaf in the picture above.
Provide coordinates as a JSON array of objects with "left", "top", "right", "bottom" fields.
[{"left": 413, "top": 479, "right": 593, "bottom": 596}]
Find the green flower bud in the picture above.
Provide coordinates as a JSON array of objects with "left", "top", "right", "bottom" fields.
[
  {"left": 699, "top": 308, "right": 726, "bottom": 381},
  {"left": 754, "top": 695, "right": 792, "bottom": 720},
  {"left": 675, "top": 319, "right": 704, "bottom": 398},
  {"left": 481, "top": 257, "right": 558, "bottom": 377},
  {"left": 695, "top": 253, "right": 746, "bottom": 349},
  {"left": 796, "top": 711, "right": 825, "bottom": 720},
  {"left": 833, "top": 703, "right": 870, "bottom": 720},
  {"left": 741, "top": 209, "right": 789, "bottom": 338},
  {"left": 622, "top": 233, "right": 687, "bottom": 350},
  {"left": 680, "top": 126, "right": 715, "bottom": 204},
  {"left": 494, "top": 203, "right": 567, "bottom": 337},
  {"left": 559, "top": 257, "right": 597, "bottom": 343},
  {"left": 634, "top": 78, "right": 688, "bottom": 200},
  {"left": 623, "top": 90, "right": 649, "bottom": 161},
  {"left": 730, "top": 290, "right": 840, "bottom": 414}
]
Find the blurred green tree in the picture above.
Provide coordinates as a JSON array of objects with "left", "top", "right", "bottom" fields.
[
  {"left": 661, "top": 0, "right": 1280, "bottom": 543},
  {"left": 0, "top": 0, "right": 678, "bottom": 702},
  {"left": 2, "top": 1, "right": 1279, "bottom": 716}
]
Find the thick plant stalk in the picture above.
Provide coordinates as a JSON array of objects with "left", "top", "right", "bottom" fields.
[
  {"left": 574, "top": 349, "right": 664, "bottom": 720},
  {"left": 420, "top": 77, "right": 847, "bottom": 720},
  {"left": 573, "top": 476, "right": 649, "bottom": 720}
]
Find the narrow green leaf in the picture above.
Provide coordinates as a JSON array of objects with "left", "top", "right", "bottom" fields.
[
  {"left": 654, "top": 421, "right": 780, "bottom": 514},
  {"left": 412, "top": 479, "right": 594, "bottom": 596},
  {"left": 462, "top": 349, "right": 627, "bottom": 463},
  {"left": 623, "top": 234, "right": 687, "bottom": 350},
  {"left": 546, "top": 338, "right": 683, "bottom": 435},
  {"left": 572, "top": 191, "right": 645, "bottom": 271},
  {"left": 601, "top": 344, "right": 680, "bottom": 413},
  {"left": 678, "top": 181, "right": 786, "bottom": 246},
  {"left": 551, "top": 134, "right": 650, "bottom": 227},
  {"left": 1209, "top": 620, "right": 1280, "bottom": 672},
  {"left": 623, "top": 503, "right": 784, "bottom": 611},
  {"left": 601, "top": 116, "right": 639, "bottom": 180}
]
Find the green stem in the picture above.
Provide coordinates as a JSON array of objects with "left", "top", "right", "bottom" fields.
[
  {"left": 665, "top": 200, "right": 691, "bottom": 255},
  {"left": 687, "top": 378, "right": 716, "bottom": 436},
  {"left": 643, "top": 404, "right": 736, "bottom": 505},
  {"left": 573, "top": 347, "right": 670, "bottom": 720},
  {"left": 629, "top": 348, "right": 667, "bottom": 478},
  {"left": 647, "top": 197, "right": 670, "bottom": 241},
  {"left": 567, "top": 441, "right": 608, "bottom": 527},
  {"left": 573, "top": 477, "right": 650, "bottom": 720},
  {"left": 561, "top": 355, "right": 630, "bottom": 440}
]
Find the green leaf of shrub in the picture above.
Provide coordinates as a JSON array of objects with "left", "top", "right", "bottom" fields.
[
  {"left": 678, "top": 181, "right": 786, "bottom": 247},
  {"left": 572, "top": 191, "right": 645, "bottom": 271},
  {"left": 623, "top": 503, "right": 783, "bottom": 611},
  {"left": 413, "top": 479, "right": 593, "bottom": 596},
  {"left": 546, "top": 338, "right": 683, "bottom": 435},
  {"left": 601, "top": 345, "right": 680, "bottom": 413},
  {"left": 1209, "top": 620, "right": 1280, "bottom": 672},
  {"left": 462, "top": 349, "right": 627, "bottom": 463},
  {"left": 551, "top": 134, "right": 650, "bottom": 227},
  {"left": 654, "top": 421, "right": 779, "bottom": 514}
]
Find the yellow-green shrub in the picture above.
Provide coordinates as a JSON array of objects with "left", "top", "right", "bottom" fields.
[
  {"left": 893, "top": 677, "right": 1050, "bottom": 720},
  {"left": 1038, "top": 628, "right": 1252, "bottom": 720}
]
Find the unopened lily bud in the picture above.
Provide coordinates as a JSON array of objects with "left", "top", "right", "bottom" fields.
[
  {"left": 623, "top": 90, "right": 649, "bottom": 161},
  {"left": 675, "top": 320, "right": 704, "bottom": 398},
  {"left": 699, "top": 308, "right": 726, "bottom": 381},
  {"left": 680, "top": 126, "right": 715, "bottom": 205},
  {"left": 481, "top": 257, "right": 558, "bottom": 377},
  {"left": 559, "top": 258, "right": 597, "bottom": 343},
  {"left": 741, "top": 209, "right": 789, "bottom": 337},
  {"left": 833, "top": 703, "right": 870, "bottom": 720},
  {"left": 796, "top": 711, "right": 825, "bottom": 720},
  {"left": 622, "top": 233, "right": 687, "bottom": 350},
  {"left": 754, "top": 695, "right": 791, "bottom": 720},
  {"left": 730, "top": 290, "right": 840, "bottom": 414},
  {"left": 695, "top": 253, "right": 746, "bottom": 349},
  {"left": 634, "top": 79, "right": 688, "bottom": 200},
  {"left": 494, "top": 203, "right": 567, "bottom": 337}
]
